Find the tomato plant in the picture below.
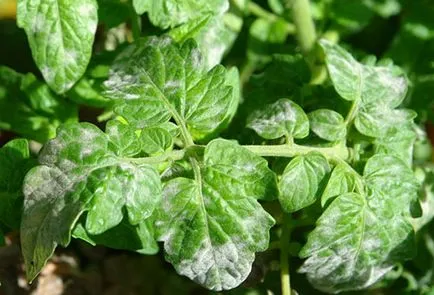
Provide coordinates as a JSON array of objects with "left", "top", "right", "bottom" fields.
[{"left": 1, "top": 0, "right": 434, "bottom": 294}]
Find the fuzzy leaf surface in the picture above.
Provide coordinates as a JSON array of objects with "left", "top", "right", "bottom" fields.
[
  {"left": 320, "top": 39, "right": 414, "bottom": 137},
  {"left": 20, "top": 123, "right": 162, "bottom": 280},
  {"left": 17, "top": 0, "right": 98, "bottom": 93},
  {"left": 104, "top": 36, "right": 237, "bottom": 140},
  {"left": 308, "top": 109, "right": 346, "bottom": 141},
  {"left": 156, "top": 139, "right": 276, "bottom": 290},
  {"left": 300, "top": 193, "right": 414, "bottom": 293},
  {"left": 279, "top": 152, "right": 330, "bottom": 212},
  {"left": 132, "top": 0, "right": 228, "bottom": 29},
  {"left": 247, "top": 98, "right": 309, "bottom": 140}
]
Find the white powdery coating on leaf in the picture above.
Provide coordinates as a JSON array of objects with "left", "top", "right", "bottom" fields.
[
  {"left": 176, "top": 242, "right": 254, "bottom": 291},
  {"left": 77, "top": 3, "right": 95, "bottom": 17},
  {"left": 65, "top": 49, "right": 78, "bottom": 65},
  {"left": 32, "top": 12, "right": 46, "bottom": 34}
]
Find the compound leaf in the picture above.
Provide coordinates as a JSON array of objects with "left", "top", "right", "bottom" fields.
[
  {"left": 17, "top": 0, "right": 98, "bottom": 93},
  {"left": 104, "top": 36, "right": 238, "bottom": 140},
  {"left": 300, "top": 192, "right": 414, "bottom": 293},
  {"left": 320, "top": 40, "right": 412, "bottom": 137},
  {"left": 156, "top": 139, "right": 276, "bottom": 290},
  {"left": 21, "top": 123, "right": 162, "bottom": 280}
]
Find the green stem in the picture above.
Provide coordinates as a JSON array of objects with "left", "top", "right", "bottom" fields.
[
  {"left": 284, "top": 0, "right": 317, "bottom": 55},
  {"left": 344, "top": 99, "right": 359, "bottom": 130},
  {"left": 247, "top": 1, "right": 295, "bottom": 34},
  {"left": 280, "top": 214, "right": 292, "bottom": 295},
  {"left": 239, "top": 61, "right": 256, "bottom": 86},
  {"left": 129, "top": 1, "right": 141, "bottom": 40},
  {"left": 125, "top": 149, "right": 185, "bottom": 165},
  {"left": 243, "top": 143, "right": 350, "bottom": 162}
]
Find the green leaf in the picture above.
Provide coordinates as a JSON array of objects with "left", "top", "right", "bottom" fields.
[
  {"left": 355, "top": 108, "right": 416, "bottom": 138},
  {"left": 20, "top": 122, "right": 162, "bottom": 280},
  {"left": 17, "top": 0, "right": 98, "bottom": 93},
  {"left": 374, "top": 124, "right": 416, "bottom": 166},
  {"left": 104, "top": 36, "right": 238, "bottom": 140},
  {"left": 320, "top": 39, "right": 413, "bottom": 137},
  {"left": 73, "top": 216, "right": 159, "bottom": 254},
  {"left": 279, "top": 152, "right": 330, "bottom": 212},
  {"left": 84, "top": 163, "right": 161, "bottom": 235},
  {"left": 246, "top": 98, "right": 309, "bottom": 140},
  {"left": 67, "top": 50, "right": 116, "bottom": 107},
  {"left": 321, "top": 162, "right": 363, "bottom": 206},
  {"left": 156, "top": 139, "right": 276, "bottom": 290},
  {"left": 133, "top": 0, "right": 229, "bottom": 29},
  {"left": 247, "top": 17, "right": 289, "bottom": 65},
  {"left": 364, "top": 154, "right": 419, "bottom": 216},
  {"left": 308, "top": 109, "right": 346, "bottom": 141},
  {"left": 0, "top": 139, "right": 34, "bottom": 229},
  {"left": 300, "top": 192, "right": 415, "bottom": 293},
  {"left": 106, "top": 120, "right": 142, "bottom": 157},
  {"left": 329, "top": 0, "right": 374, "bottom": 33},
  {"left": 141, "top": 126, "right": 173, "bottom": 155},
  {"left": 168, "top": 13, "right": 241, "bottom": 70},
  {"left": 0, "top": 66, "right": 78, "bottom": 142}
]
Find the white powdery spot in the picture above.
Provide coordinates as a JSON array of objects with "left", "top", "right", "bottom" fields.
[
  {"left": 65, "top": 49, "right": 77, "bottom": 65},
  {"left": 165, "top": 80, "right": 181, "bottom": 89},
  {"left": 64, "top": 82, "right": 75, "bottom": 91},
  {"left": 190, "top": 49, "right": 202, "bottom": 69},
  {"left": 176, "top": 242, "right": 253, "bottom": 291},
  {"left": 88, "top": 20, "right": 98, "bottom": 34},
  {"left": 40, "top": 66, "right": 55, "bottom": 83},
  {"left": 78, "top": 3, "right": 96, "bottom": 17},
  {"left": 32, "top": 13, "right": 46, "bottom": 33}
]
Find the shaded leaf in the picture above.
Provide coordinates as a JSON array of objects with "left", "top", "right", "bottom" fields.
[{"left": 0, "top": 66, "right": 77, "bottom": 142}]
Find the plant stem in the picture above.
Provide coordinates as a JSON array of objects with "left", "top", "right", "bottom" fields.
[
  {"left": 239, "top": 61, "right": 256, "bottom": 86},
  {"left": 129, "top": 1, "right": 141, "bottom": 40},
  {"left": 344, "top": 99, "right": 359, "bottom": 130},
  {"left": 284, "top": 0, "right": 317, "bottom": 55},
  {"left": 247, "top": 1, "right": 295, "bottom": 34},
  {"left": 280, "top": 213, "right": 292, "bottom": 295},
  {"left": 243, "top": 143, "right": 350, "bottom": 162}
]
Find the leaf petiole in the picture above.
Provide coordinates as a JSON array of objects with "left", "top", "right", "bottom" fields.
[{"left": 243, "top": 143, "right": 350, "bottom": 162}]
